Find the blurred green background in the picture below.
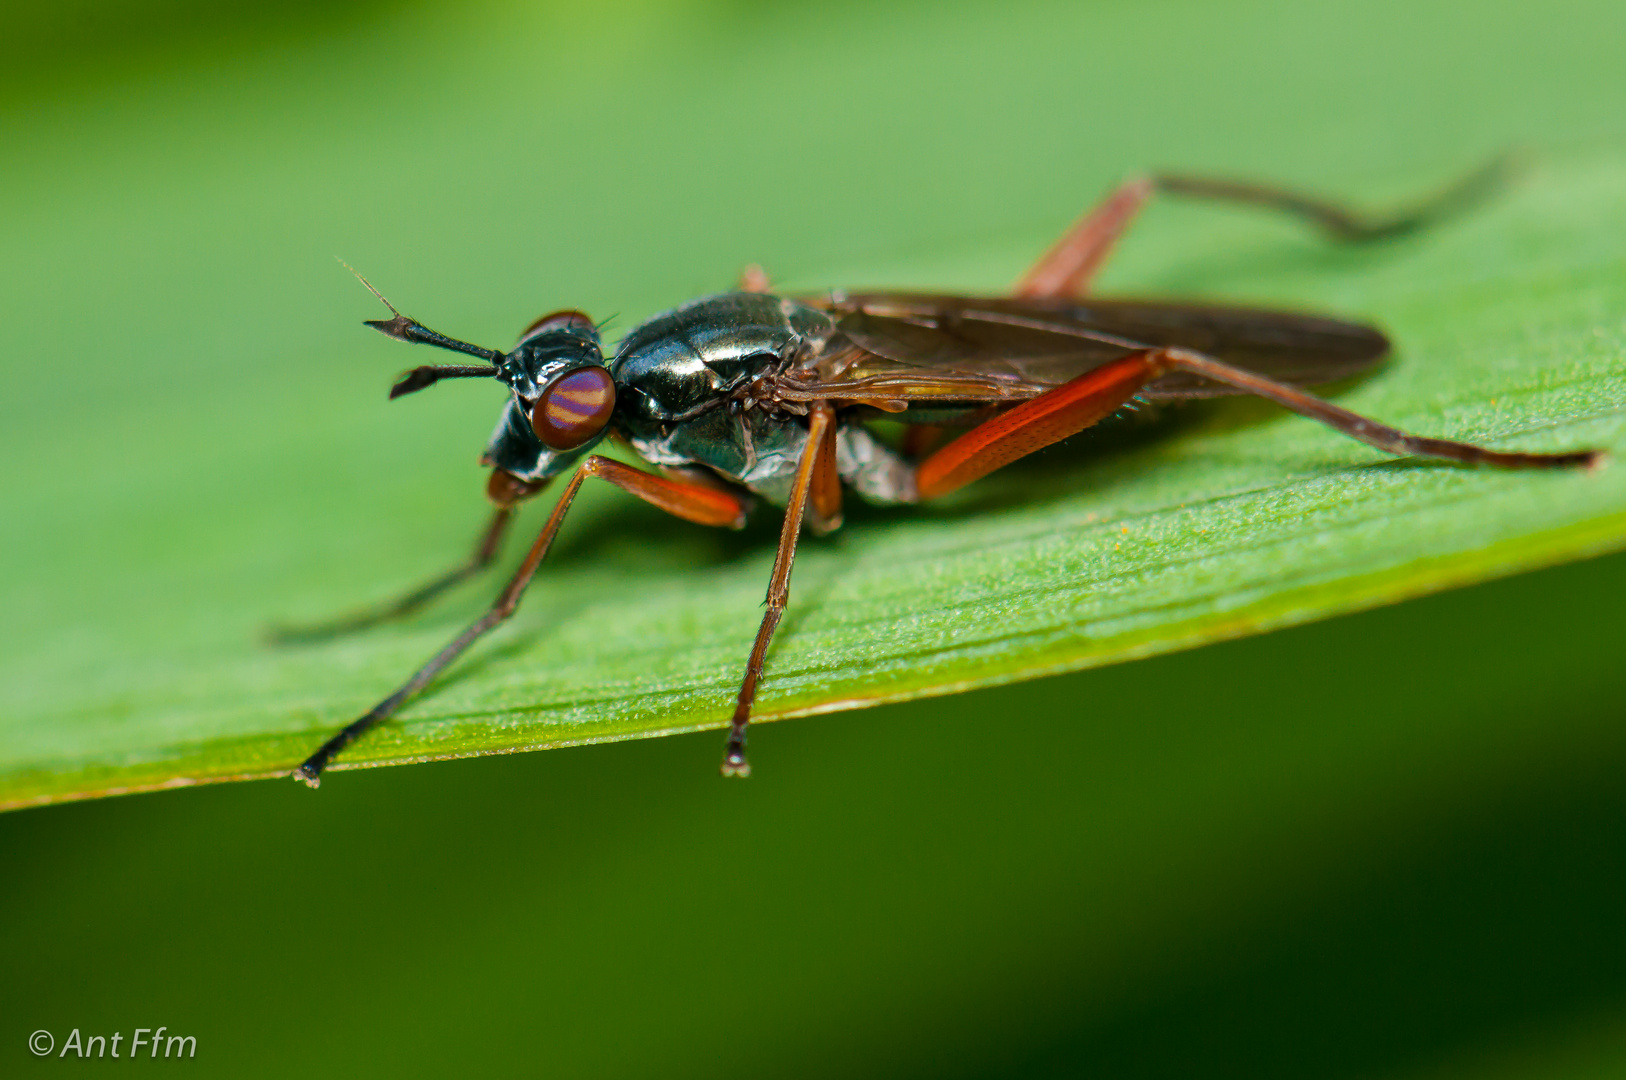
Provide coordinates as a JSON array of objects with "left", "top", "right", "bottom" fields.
[{"left": 5, "top": 0, "right": 1626, "bottom": 1074}]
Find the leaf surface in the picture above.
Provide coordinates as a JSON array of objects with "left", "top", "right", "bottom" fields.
[{"left": 2, "top": 1, "right": 1625, "bottom": 809}]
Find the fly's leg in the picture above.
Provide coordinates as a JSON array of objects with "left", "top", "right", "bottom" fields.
[
  {"left": 722, "top": 402, "right": 835, "bottom": 777},
  {"left": 914, "top": 344, "right": 1600, "bottom": 502},
  {"left": 739, "top": 264, "right": 772, "bottom": 293},
  {"left": 1013, "top": 177, "right": 1155, "bottom": 300},
  {"left": 900, "top": 424, "right": 952, "bottom": 459},
  {"left": 269, "top": 507, "right": 510, "bottom": 645},
  {"left": 1156, "top": 348, "right": 1603, "bottom": 470},
  {"left": 916, "top": 352, "right": 1172, "bottom": 498},
  {"left": 807, "top": 400, "right": 843, "bottom": 534},
  {"left": 268, "top": 471, "right": 544, "bottom": 644},
  {"left": 1014, "top": 156, "right": 1515, "bottom": 300},
  {"left": 293, "top": 460, "right": 750, "bottom": 787}
]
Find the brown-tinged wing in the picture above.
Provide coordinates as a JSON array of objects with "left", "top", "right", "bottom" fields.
[{"left": 798, "top": 292, "right": 1388, "bottom": 402}]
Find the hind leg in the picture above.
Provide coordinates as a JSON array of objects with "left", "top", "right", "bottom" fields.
[
  {"left": 1014, "top": 156, "right": 1514, "bottom": 299},
  {"left": 915, "top": 344, "right": 1599, "bottom": 503}
]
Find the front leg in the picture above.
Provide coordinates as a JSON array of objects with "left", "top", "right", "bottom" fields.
[{"left": 293, "top": 458, "right": 750, "bottom": 787}]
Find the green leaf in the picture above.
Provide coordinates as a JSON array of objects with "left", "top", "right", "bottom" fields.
[{"left": 3, "top": 1, "right": 1625, "bottom": 810}]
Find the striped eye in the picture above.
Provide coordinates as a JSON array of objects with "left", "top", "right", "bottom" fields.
[{"left": 529, "top": 367, "right": 615, "bottom": 451}]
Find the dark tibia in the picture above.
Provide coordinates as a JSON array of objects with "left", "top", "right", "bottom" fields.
[
  {"left": 292, "top": 608, "right": 512, "bottom": 787},
  {"left": 721, "top": 403, "right": 835, "bottom": 776},
  {"left": 1165, "top": 348, "right": 1603, "bottom": 469},
  {"left": 268, "top": 508, "right": 513, "bottom": 646},
  {"left": 1013, "top": 158, "right": 1517, "bottom": 301},
  {"left": 1154, "top": 154, "right": 1516, "bottom": 243}
]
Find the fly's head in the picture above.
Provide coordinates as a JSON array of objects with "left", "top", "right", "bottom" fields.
[
  {"left": 480, "top": 311, "right": 617, "bottom": 488},
  {"left": 498, "top": 311, "right": 616, "bottom": 451},
  {"left": 351, "top": 272, "right": 617, "bottom": 493}
]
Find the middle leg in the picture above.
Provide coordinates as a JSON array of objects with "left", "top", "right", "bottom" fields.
[{"left": 721, "top": 402, "right": 836, "bottom": 776}]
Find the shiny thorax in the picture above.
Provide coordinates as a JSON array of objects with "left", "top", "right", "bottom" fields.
[{"left": 486, "top": 291, "right": 917, "bottom": 507}]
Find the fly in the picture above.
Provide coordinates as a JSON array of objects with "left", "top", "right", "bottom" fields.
[{"left": 281, "top": 160, "right": 1603, "bottom": 785}]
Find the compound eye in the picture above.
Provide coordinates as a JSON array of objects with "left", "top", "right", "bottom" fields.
[
  {"left": 518, "top": 309, "right": 595, "bottom": 345},
  {"left": 530, "top": 367, "right": 615, "bottom": 451}
]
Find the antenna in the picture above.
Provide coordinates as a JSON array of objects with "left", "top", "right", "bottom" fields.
[{"left": 340, "top": 259, "right": 504, "bottom": 397}]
